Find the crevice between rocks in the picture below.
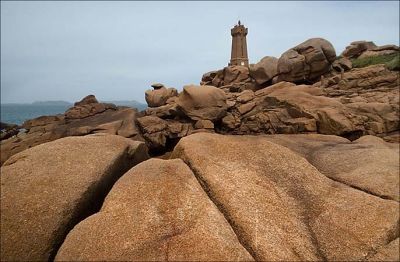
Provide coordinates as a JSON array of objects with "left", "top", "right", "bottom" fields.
[
  {"left": 363, "top": 219, "right": 400, "bottom": 260},
  {"left": 326, "top": 175, "right": 398, "bottom": 202},
  {"left": 181, "top": 159, "right": 258, "bottom": 261},
  {"left": 48, "top": 145, "right": 147, "bottom": 261}
]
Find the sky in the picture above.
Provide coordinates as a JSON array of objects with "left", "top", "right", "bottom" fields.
[{"left": 1, "top": 1, "right": 399, "bottom": 104}]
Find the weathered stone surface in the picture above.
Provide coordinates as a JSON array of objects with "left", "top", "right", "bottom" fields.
[
  {"left": 56, "top": 159, "right": 253, "bottom": 261},
  {"left": 277, "top": 38, "right": 336, "bottom": 83},
  {"left": 359, "top": 49, "right": 399, "bottom": 59},
  {"left": 341, "top": 41, "right": 377, "bottom": 58},
  {"left": 261, "top": 134, "right": 399, "bottom": 201},
  {"left": 223, "top": 66, "right": 251, "bottom": 85},
  {"left": 194, "top": 119, "right": 214, "bottom": 129},
  {"left": 236, "top": 90, "right": 254, "bottom": 103},
  {"left": 172, "top": 133, "right": 399, "bottom": 261},
  {"left": 200, "top": 70, "right": 220, "bottom": 86},
  {"left": 0, "top": 134, "right": 149, "bottom": 261},
  {"left": 136, "top": 116, "right": 168, "bottom": 150},
  {"left": 366, "top": 238, "right": 400, "bottom": 261},
  {"left": 249, "top": 56, "right": 278, "bottom": 85},
  {"left": 177, "top": 85, "right": 227, "bottom": 121},
  {"left": 145, "top": 86, "right": 178, "bottom": 108},
  {"left": 65, "top": 95, "right": 117, "bottom": 120},
  {"left": 332, "top": 57, "right": 352, "bottom": 72},
  {"left": 136, "top": 116, "right": 193, "bottom": 152},
  {"left": 74, "top": 94, "right": 98, "bottom": 106}
]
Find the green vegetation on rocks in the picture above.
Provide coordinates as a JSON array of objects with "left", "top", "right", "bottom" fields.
[{"left": 351, "top": 52, "right": 400, "bottom": 70}]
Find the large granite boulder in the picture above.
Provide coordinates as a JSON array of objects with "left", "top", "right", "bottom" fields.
[
  {"left": 56, "top": 159, "right": 253, "bottom": 261},
  {"left": 145, "top": 85, "right": 178, "bottom": 108},
  {"left": 223, "top": 65, "right": 251, "bottom": 85},
  {"left": 277, "top": 38, "right": 336, "bottom": 83},
  {"left": 249, "top": 56, "right": 279, "bottom": 85},
  {"left": 0, "top": 134, "right": 149, "bottom": 261},
  {"left": 341, "top": 40, "right": 377, "bottom": 58},
  {"left": 177, "top": 85, "right": 228, "bottom": 121},
  {"left": 171, "top": 133, "right": 399, "bottom": 261}
]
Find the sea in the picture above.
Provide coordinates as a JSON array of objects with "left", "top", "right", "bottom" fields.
[
  {"left": 1, "top": 104, "right": 71, "bottom": 125},
  {"left": 1, "top": 101, "right": 147, "bottom": 126}
]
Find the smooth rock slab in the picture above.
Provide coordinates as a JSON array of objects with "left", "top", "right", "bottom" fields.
[
  {"left": 56, "top": 159, "right": 253, "bottom": 261},
  {"left": 0, "top": 134, "right": 149, "bottom": 261},
  {"left": 263, "top": 134, "right": 400, "bottom": 201},
  {"left": 171, "top": 133, "right": 399, "bottom": 261}
]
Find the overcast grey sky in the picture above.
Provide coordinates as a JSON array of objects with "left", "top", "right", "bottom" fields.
[{"left": 1, "top": 1, "right": 399, "bottom": 103}]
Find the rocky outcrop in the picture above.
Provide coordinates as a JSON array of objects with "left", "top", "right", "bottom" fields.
[
  {"left": 145, "top": 84, "right": 178, "bottom": 108},
  {"left": 341, "top": 41, "right": 377, "bottom": 58},
  {"left": 332, "top": 57, "right": 352, "bottom": 72},
  {"left": 201, "top": 66, "right": 256, "bottom": 92},
  {"left": 223, "top": 66, "right": 251, "bottom": 85},
  {"left": 0, "top": 95, "right": 143, "bottom": 165},
  {"left": 136, "top": 116, "right": 193, "bottom": 152},
  {"left": 133, "top": 62, "right": 399, "bottom": 154},
  {"left": 171, "top": 133, "right": 399, "bottom": 261},
  {"left": 176, "top": 85, "right": 228, "bottom": 121},
  {"left": 318, "top": 64, "right": 399, "bottom": 138},
  {"left": 277, "top": 38, "right": 336, "bottom": 83},
  {"left": 359, "top": 45, "right": 399, "bottom": 59},
  {"left": 249, "top": 56, "right": 279, "bottom": 85},
  {"left": 0, "top": 122, "right": 20, "bottom": 141},
  {"left": 341, "top": 41, "right": 399, "bottom": 59},
  {"left": 65, "top": 95, "right": 117, "bottom": 119},
  {"left": 56, "top": 159, "right": 253, "bottom": 261},
  {"left": 0, "top": 134, "right": 149, "bottom": 261}
]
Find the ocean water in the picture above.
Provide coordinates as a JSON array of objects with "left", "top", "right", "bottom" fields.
[{"left": 1, "top": 104, "right": 70, "bottom": 125}]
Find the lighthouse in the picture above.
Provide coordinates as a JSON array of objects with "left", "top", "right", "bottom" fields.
[{"left": 229, "top": 20, "right": 249, "bottom": 66}]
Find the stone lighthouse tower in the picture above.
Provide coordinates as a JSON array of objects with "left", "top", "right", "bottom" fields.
[{"left": 229, "top": 20, "right": 249, "bottom": 66}]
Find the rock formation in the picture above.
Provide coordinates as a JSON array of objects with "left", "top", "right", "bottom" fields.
[
  {"left": 176, "top": 85, "right": 228, "bottom": 121},
  {"left": 0, "top": 95, "right": 143, "bottom": 165},
  {"left": 1, "top": 133, "right": 392, "bottom": 261},
  {"left": 55, "top": 158, "right": 253, "bottom": 261},
  {"left": 0, "top": 34, "right": 399, "bottom": 261},
  {"left": 249, "top": 56, "right": 279, "bottom": 85},
  {"left": 0, "top": 122, "right": 20, "bottom": 140},
  {"left": 145, "top": 83, "right": 178, "bottom": 108},
  {"left": 341, "top": 41, "right": 377, "bottom": 58},
  {"left": 0, "top": 134, "right": 149, "bottom": 261},
  {"left": 277, "top": 38, "right": 336, "bottom": 83},
  {"left": 171, "top": 133, "right": 399, "bottom": 261}
]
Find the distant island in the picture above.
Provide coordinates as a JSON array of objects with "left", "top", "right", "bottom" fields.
[
  {"left": 2, "top": 100, "right": 147, "bottom": 110},
  {"left": 31, "top": 101, "right": 73, "bottom": 106}
]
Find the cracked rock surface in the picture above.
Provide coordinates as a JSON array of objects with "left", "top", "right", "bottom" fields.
[
  {"left": 1, "top": 132, "right": 398, "bottom": 261},
  {"left": 55, "top": 158, "right": 253, "bottom": 261},
  {"left": 0, "top": 134, "right": 149, "bottom": 261},
  {"left": 171, "top": 133, "right": 399, "bottom": 261}
]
